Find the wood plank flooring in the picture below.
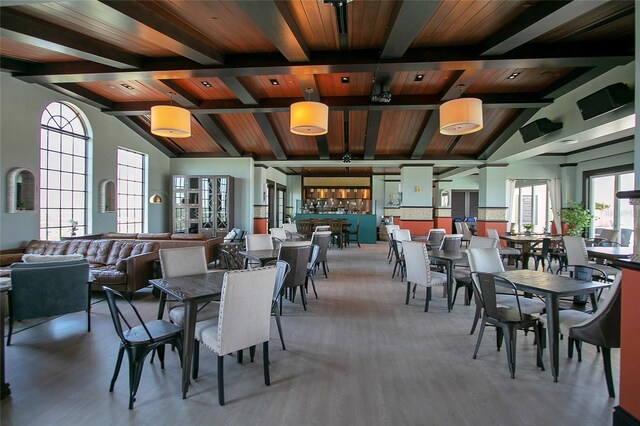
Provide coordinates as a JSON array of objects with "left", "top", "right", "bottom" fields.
[{"left": 1, "top": 243, "right": 618, "bottom": 425}]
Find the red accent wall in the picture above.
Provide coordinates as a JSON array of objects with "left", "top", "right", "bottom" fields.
[
  {"left": 618, "top": 267, "right": 640, "bottom": 420},
  {"left": 253, "top": 218, "right": 268, "bottom": 234},
  {"left": 398, "top": 220, "right": 433, "bottom": 236},
  {"left": 434, "top": 217, "right": 452, "bottom": 234},
  {"left": 476, "top": 221, "right": 508, "bottom": 244}
]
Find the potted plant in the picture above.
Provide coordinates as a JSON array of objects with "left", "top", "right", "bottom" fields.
[
  {"left": 523, "top": 223, "right": 534, "bottom": 236},
  {"left": 16, "top": 200, "right": 26, "bottom": 211},
  {"left": 561, "top": 200, "right": 594, "bottom": 236}
]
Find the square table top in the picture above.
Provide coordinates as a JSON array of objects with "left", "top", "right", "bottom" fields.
[
  {"left": 149, "top": 271, "right": 225, "bottom": 303},
  {"left": 495, "top": 269, "right": 609, "bottom": 297},
  {"left": 499, "top": 234, "right": 562, "bottom": 244},
  {"left": 586, "top": 246, "right": 632, "bottom": 260},
  {"left": 428, "top": 249, "right": 468, "bottom": 262},
  {"left": 238, "top": 249, "right": 281, "bottom": 263}
]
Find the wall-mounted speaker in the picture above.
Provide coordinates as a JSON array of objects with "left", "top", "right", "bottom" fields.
[
  {"left": 519, "top": 118, "right": 563, "bottom": 143},
  {"left": 577, "top": 82, "right": 633, "bottom": 121}
]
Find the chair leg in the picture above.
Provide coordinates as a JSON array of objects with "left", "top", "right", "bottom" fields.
[
  {"left": 322, "top": 262, "right": 328, "bottom": 278},
  {"left": 217, "top": 355, "right": 225, "bottom": 406},
  {"left": 310, "top": 274, "right": 318, "bottom": 299},
  {"left": 576, "top": 340, "right": 582, "bottom": 362},
  {"left": 568, "top": 337, "right": 574, "bottom": 359},
  {"left": 504, "top": 325, "right": 517, "bottom": 379},
  {"left": 6, "top": 317, "right": 13, "bottom": 346},
  {"left": 237, "top": 349, "right": 243, "bottom": 364},
  {"left": 274, "top": 308, "right": 286, "bottom": 350},
  {"left": 192, "top": 341, "right": 199, "bottom": 380},
  {"left": 157, "top": 344, "right": 165, "bottom": 369},
  {"left": 263, "top": 341, "right": 271, "bottom": 386},
  {"left": 602, "top": 347, "right": 615, "bottom": 398},
  {"left": 534, "top": 323, "right": 545, "bottom": 371},
  {"left": 250, "top": 345, "right": 256, "bottom": 362},
  {"left": 424, "top": 287, "right": 431, "bottom": 312},
  {"left": 126, "top": 347, "right": 148, "bottom": 409},
  {"left": 109, "top": 345, "right": 125, "bottom": 392},
  {"left": 405, "top": 281, "right": 411, "bottom": 305},
  {"left": 496, "top": 328, "right": 504, "bottom": 352},
  {"left": 300, "top": 285, "right": 307, "bottom": 311},
  {"left": 473, "top": 314, "right": 487, "bottom": 359},
  {"left": 470, "top": 304, "right": 482, "bottom": 335}
]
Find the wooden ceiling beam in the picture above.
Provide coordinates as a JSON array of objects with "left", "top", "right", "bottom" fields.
[
  {"left": 363, "top": 111, "right": 382, "bottom": 160},
  {"left": 12, "top": 47, "right": 632, "bottom": 84},
  {"left": 480, "top": 1, "right": 609, "bottom": 56},
  {"left": 380, "top": 1, "right": 439, "bottom": 59},
  {"left": 235, "top": 1, "right": 310, "bottom": 62},
  {"left": 219, "top": 77, "right": 259, "bottom": 105},
  {"left": 478, "top": 108, "right": 540, "bottom": 160},
  {"left": 116, "top": 116, "right": 180, "bottom": 158},
  {"left": 96, "top": 0, "right": 223, "bottom": 65},
  {"left": 411, "top": 110, "right": 439, "bottom": 160},
  {"left": 193, "top": 115, "right": 242, "bottom": 157},
  {"left": 0, "top": 56, "right": 32, "bottom": 73},
  {"left": 104, "top": 94, "right": 552, "bottom": 116},
  {"left": 41, "top": 83, "right": 115, "bottom": 110},
  {"left": 0, "top": 9, "right": 141, "bottom": 69},
  {"left": 143, "top": 79, "right": 200, "bottom": 108},
  {"left": 253, "top": 113, "right": 287, "bottom": 160}
]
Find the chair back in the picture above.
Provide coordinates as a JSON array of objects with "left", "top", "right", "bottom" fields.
[
  {"left": 282, "top": 222, "right": 298, "bottom": 234},
  {"left": 538, "top": 238, "right": 552, "bottom": 255},
  {"left": 403, "top": 241, "right": 432, "bottom": 287},
  {"left": 599, "top": 229, "right": 619, "bottom": 244},
  {"left": 315, "top": 225, "right": 330, "bottom": 232},
  {"left": 307, "top": 244, "right": 320, "bottom": 271},
  {"left": 230, "top": 228, "right": 246, "bottom": 243},
  {"left": 454, "top": 222, "right": 463, "bottom": 234},
  {"left": 278, "top": 244, "right": 312, "bottom": 289},
  {"left": 620, "top": 228, "right": 632, "bottom": 247},
  {"left": 467, "top": 248, "right": 505, "bottom": 273},
  {"left": 460, "top": 222, "right": 473, "bottom": 239},
  {"left": 246, "top": 234, "right": 275, "bottom": 251},
  {"left": 103, "top": 286, "right": 152, "bottom": 344},
  {"left": 427, "top": 228, "right": 446, "bottom": 246},
  {"left": 221, "top": 249, "right": 242, "bottom": 271},
  {"left": 562, "top": 236, "right": 589, "bottom": 266},
  {"left": 272, "top": 260, "right": 290, "bottom": 305},
  {"left": 312, "top": 233, "right": 331, "bottom": 263},
  {"left": 386, "top": 224, "right": 400, "bottom": 237},
  {"left": 270, "top": 228, "right": 288, "bottom": 240},
  {"left": 570, "top": 273, "right": 621, "bottom": 348},
  {"left": 468, "top": 236, "right": 498, "bottom": 249},
  {"left": 474, "top": 273, "right": 522, "bottom": 322},
  {"left": 441, "top": 234, "right": 463, "bottom": 251},
  {"left": 486, "top": 228, "right": 500, "bottom": 241},
  {"left": 215, "top": 267, "right": 278, "bottom": 355},
  {"left": 159, "top": 246, "right": 207, "bottom": 278},
  {"left": 394, "top": 229, "right": 412, "bottom": 242},
  {"left": 9, "top": 259, "right": 89, "bottom": 320}
]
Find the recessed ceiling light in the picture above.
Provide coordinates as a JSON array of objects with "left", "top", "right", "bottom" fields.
[
  {"left": 415, "top": 74, "right": 424, "bottom": 82},
  {"left": 201, "top": 81, "right": 212, "bottom": 88},
  {"left": 269, "top": 78, "right": 279, "bottom": 86},
  {"left": 508, "top": 72, "right": 520, "bottom": 80},
  {"left": 341, "top": 76, "right": 350, "bottom": 83}
]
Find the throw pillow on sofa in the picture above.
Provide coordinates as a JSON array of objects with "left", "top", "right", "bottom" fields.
[{"left": 22, "top": 253, "right": 84, "bottom": 263}]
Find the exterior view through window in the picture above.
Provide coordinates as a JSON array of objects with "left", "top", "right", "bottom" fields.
[{"left": 117, "top": 147, "right": 145, "bottom": 233}]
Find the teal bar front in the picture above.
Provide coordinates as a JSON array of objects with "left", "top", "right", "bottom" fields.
[{"left": 294, "top": 214, "right": 377, "bottom": 244}]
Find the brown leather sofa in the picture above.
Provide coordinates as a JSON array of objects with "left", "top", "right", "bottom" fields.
[{"left": 0, "top": 239, "right": 158, "bottom": 294}]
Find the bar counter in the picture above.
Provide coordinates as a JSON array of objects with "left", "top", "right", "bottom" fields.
[{"left": 294, "top": 213, "right": 377, "bottom": 244}]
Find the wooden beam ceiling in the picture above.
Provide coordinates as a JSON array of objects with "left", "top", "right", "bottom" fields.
[
  {"left": 253, "top": 113, "right": 286, "bottom": 160},
  {"left": 193, "top": 115, "right": 242, "bottom": 158},
  {"left": 380, "top": 1, "right": 439, "bottom": 59},
  {"left": 363, "top": 111, "right": 382, "bottom": 160},
  {"left": 116, "top": 116, "right": 179, "bottom": 158}
]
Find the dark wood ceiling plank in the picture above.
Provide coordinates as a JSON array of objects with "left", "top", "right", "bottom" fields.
[
  {"left": 219, "top": 77, "right": 259, "bottom": 105},
  {"left": 481, "top": 1, "right": 610, "bottom": 56},
  {"left": 254, "top": 113, "right": 287, "bottom": 160},
  {"left": 0, "top": 9, "right": 141, "bottom": 69},
  {"left": 0, "top": 56, "right": 31, "bottom": 73},
  {"left": 116, "top": 116, "right": 179, "bottom": 158},
  {"left": 12, "top": 47, "right": 632, "bottom": 84},
  {"left": 41, "top": 82, "right": 115, "bottom": 109},
  {"left": 104, "top": 94, "right": 552, "bottom": 116},
  {"left": 441, "top": 69, "right": 484, "bottom": 101},
  {"left": 193, "top": 115, "right": 242, "bottom": 157},
  {"left": 380, "top": 1, "right": 438, "bottom": 59},
  {"left": 98, "top": 0, "right": 223, "bottom": 65},
  {"left": 141, "top": 79, "right": 200, "bottom": 108},
  {"left": 363, "top": 111, "right": 382, "bottom": 160},
  {"left": 411, "top": 110, "right": 438, "bottom": 160},
  {"left": 541, "top": 65, "right": 616, "bottom": 98},
  {"left": 235, "top": 0, "right": 310, "bottom": 62},
  {"left": 478, "top": 108, "right": 540, "bottom": 160}
]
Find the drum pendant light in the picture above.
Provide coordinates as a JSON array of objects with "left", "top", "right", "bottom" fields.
[
  {"left": 151, "top": 92, "right": 191, "bottom": 138},
  {"left": 290, "top": 88, "right": 329, "bottom": 136},
  {"left": 439, "top": 85, "right": 483, "bottom": 136}
]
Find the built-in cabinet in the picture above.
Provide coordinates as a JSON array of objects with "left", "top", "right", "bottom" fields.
[{"left": 172, "top": 175, "right": 234, "bottom": 237}]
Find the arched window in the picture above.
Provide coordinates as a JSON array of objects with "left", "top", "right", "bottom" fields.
[{"left": 39, "top": 102, "right": 89, "bottom": 240}]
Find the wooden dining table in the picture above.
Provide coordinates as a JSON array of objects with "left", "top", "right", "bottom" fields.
[
  {"left": 499, "top": 234, "right": 562, "bottom": 269},
  {"left": 495, "top": 269, "right": 610, "bottom": 382},
  {"left": 586, "top": 246, "right": 632, "bottom": 262},
  {"left": 238, "top": 249, "right": 280, "bottom": 268},
  {"left": 150, "top": 271, "right": 225, "bottom": 398}
]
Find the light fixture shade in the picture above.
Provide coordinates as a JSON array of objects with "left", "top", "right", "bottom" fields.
[
  {"left": 290, "top": 101, "right": 329, "bottom": 136},
  {"left": 439, "top": 97, "right": 483, "bottom": 135},
  {"left": 149, "top": 193, "right": 163, "bottom": 204},
  {"left": 151, "top": 105, "right": 191, "bottom": 138}
]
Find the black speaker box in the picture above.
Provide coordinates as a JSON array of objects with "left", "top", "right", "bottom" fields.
[
  {"left": 577, "top": 82, "right": 633, "bottom": 121},
  {"left": 519, "top": 118, "right": 563, "bottom": 143}
]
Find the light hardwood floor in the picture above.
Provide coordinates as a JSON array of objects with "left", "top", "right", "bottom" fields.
[{"left": 2, "top": 243, "right": 618, "bottom": 426}]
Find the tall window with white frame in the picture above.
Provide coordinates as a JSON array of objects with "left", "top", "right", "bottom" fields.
[
  {"left": 117, "top": 148, "right": 145, "bottom": 233},
  {"left": 39, "top": 102, "right": 89, "bottom": 240}
]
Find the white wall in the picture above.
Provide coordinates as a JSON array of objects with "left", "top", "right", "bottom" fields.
[
  {"left": 0, "top": 73, "right": 170, "bottom": 249},
  {"left": 169, "top": 158, "right": 253, "bottom": 231}
]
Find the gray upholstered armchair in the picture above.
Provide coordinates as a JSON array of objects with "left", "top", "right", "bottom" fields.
[{"left": 7, "top": 259, "right": 91, "bottom": 345}]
